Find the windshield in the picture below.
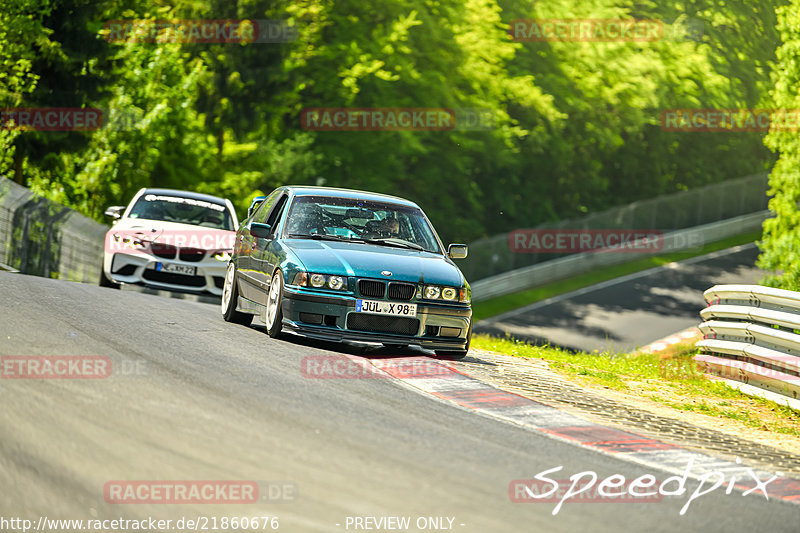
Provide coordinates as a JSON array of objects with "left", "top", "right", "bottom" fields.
[
  {"left": 284, "top": 195, "right": 442, "bottom": 254},
  {"left": 127, "top": 194, "right": 234, "bottom": 231}
]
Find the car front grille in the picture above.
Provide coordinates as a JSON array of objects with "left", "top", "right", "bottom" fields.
[
  {"left": 151, "top": 243, "right": 177, "bottom": 259},
  {"left": 179, "top": 247, "right": 205, "bottom": 262},
  {"left": 142, "top": 270, "right": 206, "bottom": 287},
  {"left": 387, "top": 282, "right": 416, "bottom": 301},
  {"left": 358, "top": 279, "right": 385, "bottom": 298},
  {"left": 346, "top": 314, "right": 420, "bottom": 336}
]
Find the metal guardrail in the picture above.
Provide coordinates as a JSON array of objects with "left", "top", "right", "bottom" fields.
[
  {"left": 471, "top": 211, "right": 769, "bottom": 302},
  {"left": 0, "top": 178, "right": 108, "bottom": 282},
  {"left": 461, "top": 173, "right": 769, "bottom": 282},
  {"left": 696, "top": 284, "right": 800, "bottom": 404}
]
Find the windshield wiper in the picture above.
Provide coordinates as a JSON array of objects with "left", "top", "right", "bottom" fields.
[
  {"left": 288, "top": 233, "right": 365, "bottom": 243},
  {"left": 363, "top": 238, "right": 426, "bottom": 251}
]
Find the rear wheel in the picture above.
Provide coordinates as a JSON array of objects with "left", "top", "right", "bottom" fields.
[
  {"left": 435, "top": 321, "right": 472, "bottom": 360},
  {"left": 264, "top": 270, "right": 284, "bottom": 338},
  {"left": 221, "top": 262, "right": 253, "bottom": 325}
]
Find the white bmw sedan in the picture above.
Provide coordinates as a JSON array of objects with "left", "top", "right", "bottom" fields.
[{"left": 101, "top": 188, "right": 238, "bottom": 295}]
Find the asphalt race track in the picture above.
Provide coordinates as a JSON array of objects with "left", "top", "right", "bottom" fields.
[
  {"left": 477, "top": 244, "right": 763, "bottom": 353},
  {"left": 1, "top": 269, "right": 797, "bottom": 532}
]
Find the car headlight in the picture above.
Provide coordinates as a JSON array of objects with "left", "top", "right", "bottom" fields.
[
  {"left": 292, "top": 272, "right": 348, "bottom": 291},
  {"left": 425, "top": 286, "right": 441, "bottom": 299},
  {"left": 113, "top": 234, "right": 146, "bottom": 249},
  {"left": 424, "top": 285, "right": 467, "bottom": 302},
  {"left": 212, "top": 251, "right": 232, "bottom": 261}
]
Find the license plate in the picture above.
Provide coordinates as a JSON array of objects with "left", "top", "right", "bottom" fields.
[
  {"left": 156, "top": 263, "right": 196, "bottom": 276},
  {"left": 356, "top": 299, "right": 417, "bottom": 317}
]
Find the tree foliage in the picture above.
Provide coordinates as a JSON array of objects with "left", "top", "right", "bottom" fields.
[
  {"left": 757, "top": 0, "right": 800, "bottom": 289},
  {"left": 0, "top": 0, "right": 788, "bottom": 244}
]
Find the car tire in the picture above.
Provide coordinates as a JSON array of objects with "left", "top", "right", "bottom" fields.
[
  {"left": 221, "top": 262, "right": 253, "bottom": 325},
  {"left": 264, "top": 270, "right": 284, "bottom": 338},
  {"left": 99, "top": 266, "right": 121, "bottom": 289},
  {"left": 434, "top": 321, "right": 472, "bottom": 360}
]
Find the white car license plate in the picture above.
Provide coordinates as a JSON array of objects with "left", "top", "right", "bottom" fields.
[
  {"left": 156, "top": 263, "right": 196, "bottom": 276},
  {"left": 356, "top": 299, "right": 417, "bottom": 317}
]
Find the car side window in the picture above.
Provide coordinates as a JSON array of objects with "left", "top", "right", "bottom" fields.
[
  {"left": 264, "top": 194, "right": 288, "bottom": 234},
  {"left": 252, "top": 191, "right": 280, "bottom": 224}
]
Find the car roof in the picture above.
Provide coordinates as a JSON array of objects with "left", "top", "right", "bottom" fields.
[
  {"left": 284, "top": 186, "right": 419, "bottom": 208},
  {"left": 142, "top": 188, "right": 228, "bottom": 205}
]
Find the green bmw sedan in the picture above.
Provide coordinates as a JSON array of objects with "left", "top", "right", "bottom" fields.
[{"left": 221, "top": 186, "right": 472, "bottom": 358}]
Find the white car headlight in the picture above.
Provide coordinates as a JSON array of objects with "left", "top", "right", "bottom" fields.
[
  {"left": 310, "top": 274, "right": 326, "bottom": 288},
  {"left": 328, "top": 276, "right": 344, "bottom": 290},
  {"left": 425, "top": 286, "right": 441, "bottom": 299},
  {"left": 442, "top": 287, "right": 457, "bottom": 301}
]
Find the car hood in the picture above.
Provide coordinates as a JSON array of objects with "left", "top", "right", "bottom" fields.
[
  {"left": 286, "top": 239, "right": 464, "bottom": 286},
  {"left": 109, "top": 219, "right": 236, "bottom": 251}
]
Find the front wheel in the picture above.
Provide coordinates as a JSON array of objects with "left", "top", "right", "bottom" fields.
[
  {"left": 435, "top": 321, "right": 472, "bottom": 360},
  {"left": 264, "top": 270, "right": 284, "bottom": 338},
  {"left": 221, "top": 262, "right": 252, "bottom": 325}
]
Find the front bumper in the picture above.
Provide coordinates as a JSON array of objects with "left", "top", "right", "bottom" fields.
[
  {"left": 104, "top": 252, "right": 228, "bottom": 295},
  {"left": 281, "top": 286, "right": 471, "bottom": 350}
]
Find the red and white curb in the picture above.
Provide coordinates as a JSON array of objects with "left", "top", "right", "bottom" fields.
[
  {"left": 367, "top": 355, "right": 800, "bottom": 504},
  {"left": 638, "top": 326, "right": 701, "bottom": 354}
]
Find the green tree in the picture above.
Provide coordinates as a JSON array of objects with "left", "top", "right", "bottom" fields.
[{"left": 757, "top": 0, "right": 800, "bottom": 289}]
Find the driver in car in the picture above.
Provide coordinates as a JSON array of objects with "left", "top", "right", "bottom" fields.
[{"left": 378, "top": 217, "right": 400, "bottom": 238}]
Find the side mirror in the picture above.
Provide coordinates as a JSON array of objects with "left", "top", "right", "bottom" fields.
[
  {"left": 447, "top": 243, "right": 468, "bottom": 259},
  {"left": 104, "top": 206, "right": 125, "bottom": 219},
  {"left": 250, "top": 222, "right": 272, "bottom": 239},
  {"left": 247, "top": 196, "right": 267, "bottom": 218}
]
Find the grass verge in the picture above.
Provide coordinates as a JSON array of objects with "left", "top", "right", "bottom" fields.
[
  {"left": 472, "top": 231, "right": 761, "bottom": 321},
  {"left": 472, "top": 334, "right": 800, "bottom": 437}
]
